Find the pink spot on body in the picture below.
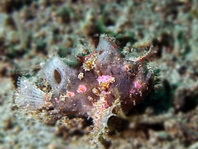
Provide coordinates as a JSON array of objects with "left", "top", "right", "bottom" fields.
[
  {"left": 97, "top": 75, "right": 115, "bottom": 84},
  {"left": 77, "top": 84, "right": 87, "bottom": 93},
  {"left": 130, "top": 89, "right": 136, "bottom": 94},
  {"left": 134, "top": 81, "right": 142, "bottom": 89},
  {"left": 67, "top": 91, "right": 75, "bottom": 97},
  {"left": 55, "top": 98, "right": 60, "bottom": 103},
  {"left": 102, "top": 101, "right": 110, "bottom": 109},
  {"left": 101, "top": 91, "right": 111, "bottom": 95}
]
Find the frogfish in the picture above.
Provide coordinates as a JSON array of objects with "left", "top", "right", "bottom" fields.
[{"left": 15, "top": 35, "right": 153, "bottom": 129}]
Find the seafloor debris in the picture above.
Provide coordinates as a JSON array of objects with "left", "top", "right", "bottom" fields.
[{"left": 15, "top": 35, "right": 154, "bottom": 145}]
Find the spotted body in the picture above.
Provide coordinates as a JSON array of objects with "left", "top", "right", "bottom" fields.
[{"left": 15, "top": 35, "right": 153, "bottom": 124}]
